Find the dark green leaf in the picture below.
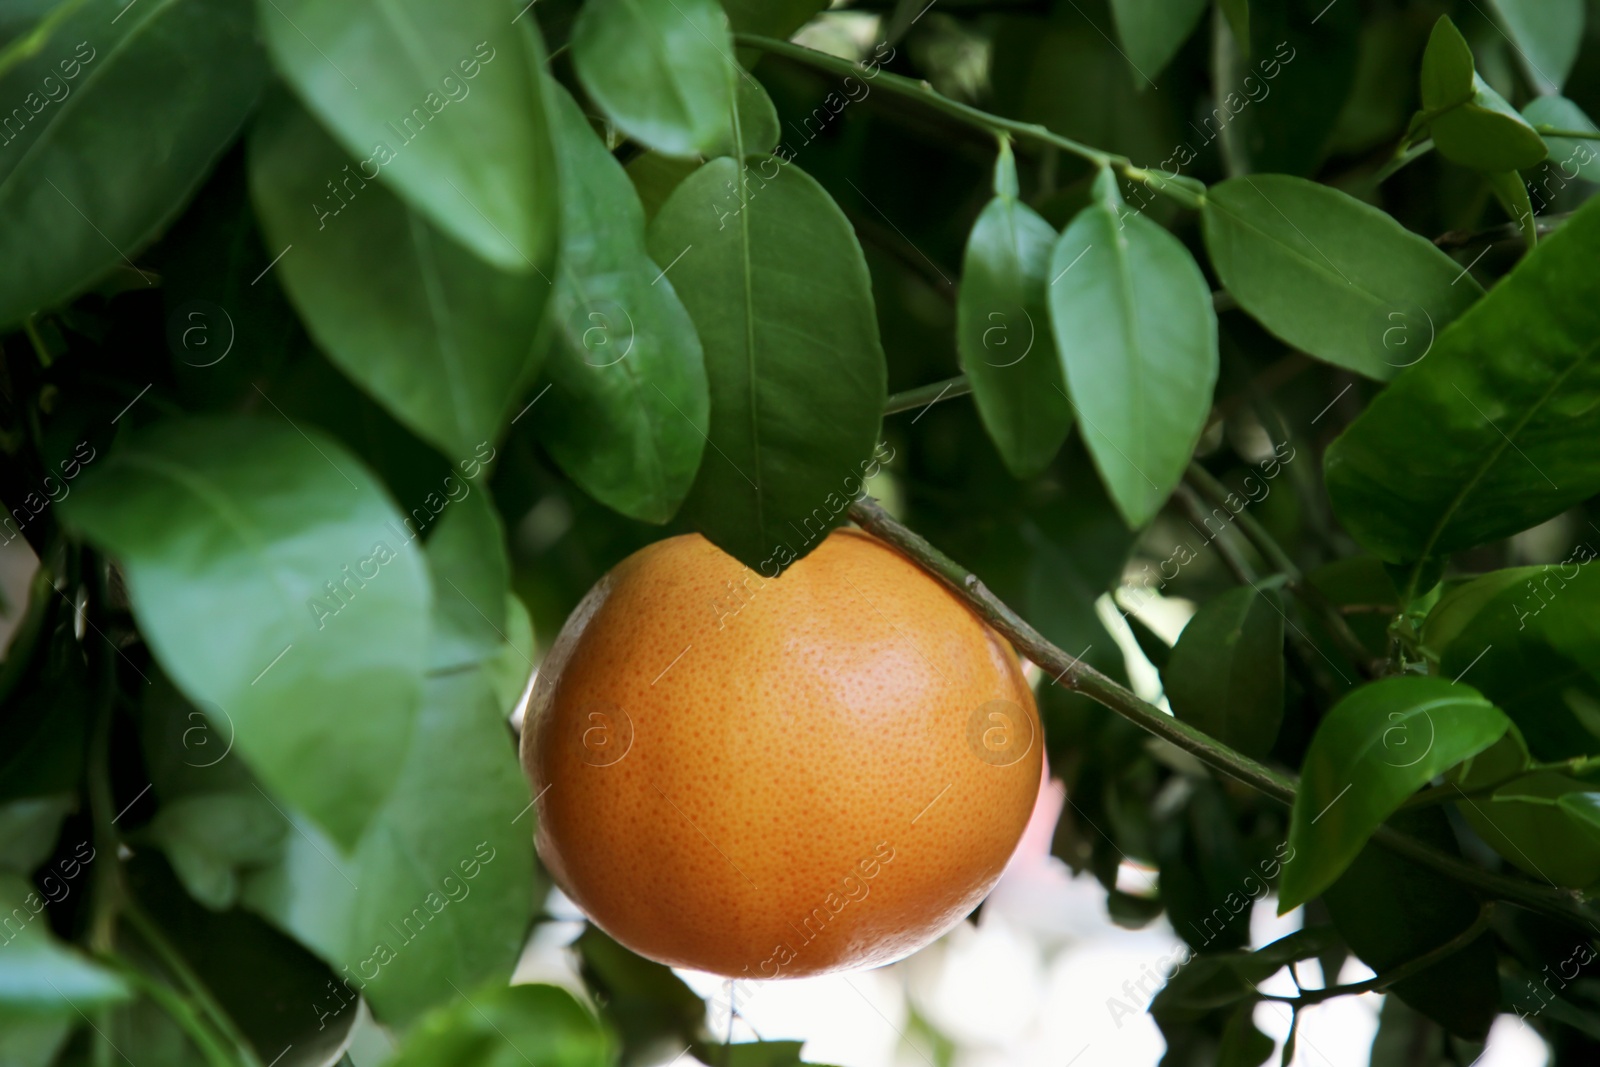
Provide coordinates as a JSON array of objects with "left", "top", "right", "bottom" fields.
[
  {"left": 1430, "top": 75, "right": 1548, "bottom": 173},
  {"left": 1049, "top": 170, "right": 1217, "bottom": 527},
  {"left": 575, "top": 926, "right": 704, "bottom": 1065},
  {"left": 62, "top": 417, "right": 431, "bottom": 849},
  {"left": 1217, "top": 1003, "right": 1274, "bottom": 1067},
  {"left": 259, "top": 0, "right": 555, "bottom": 270},
  {"left": 572, "top": 0, "right": 736, "bottom": 157},
  {"left": 646, "top": 156, "right": 886, "bottom": 569},
  {"left": 143, "top": 793, "right": 286, "bottom": 910},
  {"left": 389, "top": 982, "right": 612, "bottom": 1067},
  {"left": 1419, "top": 16, "right": 1474, "bottom": 112},
  {"left": 1202, "top": 174, "right": 1481, "bottom": 380},
  {"left": 0, "top": 0, "right": 265, "bottom": 326},
  {"left": 425, "top": 489, "right": 509, "bottom": 672},
  {"left": 1323, "top": 809, "right": 1498, "bottom": 1039},
  {"left": 0, "top": 795, "right": 71, "bottom": 874},
  {"left": 242, "top": 665, "right": 534, "bottom": 1024},
  {"left": 1524, "top": 96, "right": 1600, "bottom": 181},
  {"left": 1485, "top": 170, "right": 1537, "bottom": 248},
  {"left": 1218, "top": 0, "right": 1249, "bottom": 49},
  {"left": 0, "top": 874, "right": 128, "bottom": 1011},
  {"left": 249, "top": 93, "right": 548, "bottom": 461},
  {"left": 538, "top": 86, "right": 709, "bottom": 524},
  {"left": 719, "top": 0, "right": 826, "bottom": 38},
  {"left": 1163, "top": 585, "right": 1284, "bottom": 759},
  {"left": 1324, "top": 196, "right": 1600, "bottom": 567},
  {"left": 957, "top": 147, "right": 1071, "bottom": 479},
  {"left": 1280, "top": 676, "right": 1509, "bottom": 910},
  {"left": 1485, "top": 0, "right": 1584, "bottom": 93},
  {"left": 1108, "top": 0, "right": 1209, "bottom": 85}
]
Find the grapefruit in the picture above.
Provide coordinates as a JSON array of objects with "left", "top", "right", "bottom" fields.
[{"left": 522, "top": 528, "right": 1042, "bottom": 978}]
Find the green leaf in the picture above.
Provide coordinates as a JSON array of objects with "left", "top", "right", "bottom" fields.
[
  {"left": 1424, "top": 564, "right": 1600, "bottom": 760},
  {"left": 1430, "top": 74, "right": 1548, "bottom": 173},
  {"left": 258, "top": 0, "right": 556, "bottom": 271},
  {"left": 575, "top": 926, "right": 704, "bottom": 1062},
  {"left": 537, "top": 86, "right": 710, "bottom": 524},
  {"left": 0, "top": 873, "right": 129, "bottom": 1012},
  {"left": 61, "top": 417, "right": 431, "bottom": 850},
  {"left": 1322, "top": 809, "right": 1498, "bottom": 1039},
  {"left": 1485, "top": 0, "right": 1584, "bottom": 93},
  {"left": 1485, "top": 170, "right": 1536, "bottom": 248},
  {"left": 1049, "top": 170, "right": 1218, "bottom": 527},
  {"left": 425, "top": 489, "right": 509, "bottom": 672},
  {"left": 956, "top": 149, "right": 1072, "bottom": 480},
  {"left": 572, "top": 0, "right": 736, "bottom": 157},
  {"left": 1419, "top": 16, "right": 1474, "bottom": 112},
  {"left": 1280, "top": 676, "right": 1509, "bottom": 911},
  {"left": 485, "top": 595, "right": 535, "bottom": 716},
  {"left": 1453, "top": 734, "right": 1600, "bottom": 889},
  {"left": 249, "top": 92, "right": 548, "bottom": 461},
  {"left": 242, "top": 664, "right": 534, "bottom": 1024},
  {"left": 1218, "top": 0, "right": 1249, "bottom": 49},
  {"left": 1162, "top": 585, "right": 1284, "bottom": 760},
  {"left": 710, "top": 74, "right": 782, "bottom": 157},
  {"left": 1523, "top": 96, "right": 1600, "bottom": 181},
  {"left": 0, "top": 795, "right": 71, "bottom": 874},
  {"left": 144, "top": 793, "right": 286, "bottom": 911},
  {"left": 0, "top": 0, "right": 266, "bottom": 327},
  {"left": 719, "top": 0, "right": 826, "bottom": 38},
  {"left": 646, "top": 156, "right": 887, "bottom": 569},
  {"left": 389, "top": 982, "right": 612, "bottom": 1067},
  {"left": 1107, "top": 0, "right": 1209, "bottom": 84},
  {"left": 1324, "top": 196, "right": 1600, "bottom": 568},
  {"left": 1218, "top": 1004, "right": 1274, "bottom": 1067},
  {"left": 1202, "top": 174, "right": 1482, "bottom": 381}
]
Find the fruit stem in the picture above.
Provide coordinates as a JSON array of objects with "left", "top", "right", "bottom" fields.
[{"left": 848, "top": 495, "right": 1600, "bottom": 930}]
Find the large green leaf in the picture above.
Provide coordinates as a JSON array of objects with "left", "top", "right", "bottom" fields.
[
  {"left": 1417, "top": 17, "right": 1546, "bottom": 173},
  {"left": 1202, "top": 175, "right": 1481, "bottom": 380},
  {"left": 61, "top": 417, "right": 431, "bottom": 850},
  {"left": 243, "top": 663, "right": 534, "bottom": 1024},
  {"left": 0, "top": 873, "right": 128, "bottom": 1012},
  {"left": 1324, "top": 196, "right": 1600, "bottom": 568},
  {"left": 1423, "top": 564, "right": 1600, "bottom": 760},
  {"left": 0, "top": 0, "right": 265, "bottom": 327},
  {"left": 537, "top": 86, "right": 709, "bottom": 524},
  {"left": 572, "top": 0, "right": 736, "bottom": 157},
  {"left": 389, "top": 982, "right": 612, "bottom": 1067},
  {"left": 1107, "top": 0, "right": 1208, "bottom": 85},
  {"left": 646, "top": 156, "right": 886, "bottom": 570},
  {"left": 1049, "top": 170, "right": 1217, "bottom": 527},
  {"left": 1486, "top": 0, "right": 1584, "bottom": 93},
  {"left": 1280, "top": 676, "right": 1509, "bottom": 911},
  {"left": 425, "top": 489, "right": 509, "bottom": 673},
  {"left": 1162, "top": 585, "right": 1284, "bottom": 760},
  {"left": 249, "top": 93, "right": 547, "bottom": 460},
  {"left": 257, "top": 0, "right": 555, "bottom": 270},
  {"left": 956, "top": 147, "right": 1071, "bottom": 480}
]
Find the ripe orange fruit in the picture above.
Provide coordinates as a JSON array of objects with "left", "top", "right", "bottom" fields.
[{"left": 523, "top": 528, "right": 1042, "bottom": 978}]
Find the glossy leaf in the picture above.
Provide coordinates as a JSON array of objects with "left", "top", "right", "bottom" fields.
[
  {"left": 1049, "top": 170, "right": 1217, "bottom": 527},
  {"left": 1424, "top": 563, "right": 1600, "bottom": 760},
  {"left": 1431, "top": 75, "right": 1548, "bottom": 173},
  {"left": 1107, "top": 0, "right": 1209, "bottom": 85},
  {"left": 425, "top": 488, "right": 509, "bottom": 672},
  {"left": 1280, "top": 676, "right": 1509, "bottom": 911},
  {"left": 1524, "top": 96, "right": 1600, "bottom": 182},
  {"left": 1162, "top": 585, "right": 1284, "bottom": 760},
  {"left": 538, "top": 86, "right": 709, "bottom": 524},
  {"left": 1486, "top": 0, "right": 1584, "bottom": 93},
  {"left": 1455, "top": 734, "right": 1600, "bottom": 889},
  {"left": 1202, "top": 174, "right": 1481, "bottom": 380},
  {"left": 61, "top": 417, "right": 431, "bottom": 849},
  {"left": 389, "top": 982, "right": 611, "bottom": 1067},
  {"left": 242, "top": 664, "right": 534, "bottom": 1024},
  {"left": 647, "top": 156, "right": 887, "bottom": 569},
  {"left": 0, "top": 0, "right": 266, "bottom": 327},
  {"left": 0, "top": 873, "right": 129, "bottom": 1011},
  {"left": 572, "top": 0, "right": 736, "bottom": 157},
  {"left": 250, "top": 93, "right": 547, "bottom": 460},
  {"left": 1324, "top": 196, "right": 1600, "bottom": 567},
  {"left": 258, "top": 0, "right": 556, "bottom": 270},
  {"left": 957, "top": 147, "right": 1071, "bottom": 479}
]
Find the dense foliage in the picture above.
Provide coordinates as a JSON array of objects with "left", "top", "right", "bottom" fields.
[{"left": 2, "top": 0, "right": 1600, "bottom": 1064}]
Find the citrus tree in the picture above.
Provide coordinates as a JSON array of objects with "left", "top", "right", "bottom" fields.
[{"left": 2, "top": 0, "right": 1600, "bottom": 1063}]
